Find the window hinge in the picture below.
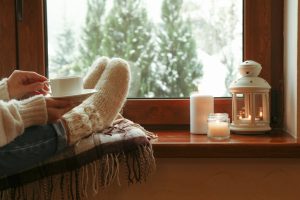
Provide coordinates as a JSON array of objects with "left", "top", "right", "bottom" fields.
[{"left": 16, "top": 0, "right": 23, "bottom": 21}]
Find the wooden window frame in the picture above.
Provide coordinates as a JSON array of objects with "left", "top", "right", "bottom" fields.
[
  {"left": 0, "top": 0, "right": 17, "bottom": 78},
  {"left": 1, "top": 0, "right": 283, "bottom": 130},
  {"left": 125, "top": 0, "right": 284, "bottom": 129},
  {"left": 0, "top": 0, "right": 45, "bottom": 77}
]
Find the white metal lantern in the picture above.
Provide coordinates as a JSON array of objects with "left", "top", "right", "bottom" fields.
[{"left": 230, "top": 60, "right": 271, "bottom": 133}]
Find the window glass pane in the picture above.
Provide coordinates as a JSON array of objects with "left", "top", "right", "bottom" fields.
[
  {"left": 236, "top": 93, "right": 246, "bottom": 119},
  {"left": 47, "top": 0, "right": 242, "bottom": 98}
]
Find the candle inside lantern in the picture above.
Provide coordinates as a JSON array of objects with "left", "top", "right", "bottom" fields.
[
  {"left": 239, "top": 114, "right": 251, "bottom": 121},
  {"left": 207, "top": 113, "right": 230, "bottom": 139},
  {"left": 258, "top": 107, "right": 263, "bottom": 120},
  {"left": 239, "top": 114, "right": 262, "bottom": 122},
  {"left": 190, "top": 86, "right": 214, "bottom": 134}
]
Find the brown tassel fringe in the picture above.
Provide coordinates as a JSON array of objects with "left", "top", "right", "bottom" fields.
[{"left": 0, "top": 144, "right": 155, "bottom": 200}]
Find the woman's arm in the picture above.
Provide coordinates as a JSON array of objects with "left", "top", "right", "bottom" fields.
[
  {"left": 0, "top": 78, "right": 10, "bottom": 100},
  {"left": 0, "top": 70, "right": 49, "bottom": 101},
  {"left": 0, "top": 70, "right": 74, "bottom": 147},
  {"left": 0, "top": 95, "right": 47, "bottom": 147}
]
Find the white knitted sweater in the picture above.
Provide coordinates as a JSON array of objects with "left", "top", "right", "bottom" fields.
[{"left": 0, "top": 79, "right": 47, "bottom": 147}]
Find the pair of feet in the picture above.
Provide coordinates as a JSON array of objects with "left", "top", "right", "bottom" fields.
[{"left": 61, "top": 57, "right": 130, "bottom": 145}]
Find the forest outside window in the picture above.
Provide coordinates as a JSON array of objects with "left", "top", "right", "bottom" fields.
[
  {"left": 45, "top": 0, "right": 282, "bottom": 128},
  {"left": 47, "top": 0, "right": 242, "bottom": 98}
]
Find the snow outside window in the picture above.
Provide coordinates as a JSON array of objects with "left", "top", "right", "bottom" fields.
[{"left": 47, "top": 0, "right": 242, "bottom": 98}]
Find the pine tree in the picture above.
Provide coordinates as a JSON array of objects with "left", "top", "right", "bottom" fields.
[
  {"left": 223, "top": 2, "right": 239, "bottom": 96},
  {"left": 76, "top": 0, "right": 106, "bottom": 74},
  {"left": 50, "top": 23, "right": 76, "bottom": 77},
  {"left": 195, "top": 0, "right": 240, "bottom": 96},
  {"left": 155, "top": 0, "right": 202, "bottom": 97},
  {"left": 100, "top": 0, "right": 155, "bottom": 97}
]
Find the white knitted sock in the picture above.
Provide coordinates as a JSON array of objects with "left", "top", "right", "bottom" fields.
[
  {"left": 83, "top": 56, "right": 110, "bottom": 89},
  {"left": 62, "top": 58, "right": 130, "bottom": 145}
]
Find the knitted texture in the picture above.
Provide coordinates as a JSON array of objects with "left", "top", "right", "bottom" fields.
[
  {"left": 17, "top": 95, "right": 48, "bottom": 128},
  {"left": 62, "top": 105, "right": 103, "bottom": 144},
  {"left": 0, "top": 78, "right": 10, "bottom": 100},
  {"left": 83, "top": 56, "right": 110, "bottom": 89},
  {"left": 0, "top": 95, "right": 47, "bottom": 147},
  {"left": 63, "top": 58, "right": 130, "bottom": 145}
]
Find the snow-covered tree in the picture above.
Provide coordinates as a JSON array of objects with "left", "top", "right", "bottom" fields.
[
  {"left": 154, "top": 0, "right": 203, "bottom": 97},
  {"left": 100, "top": 0, "right": 155, "bottom": 97},
  {"left": 50, "top": 22, "right": 76, "bottom": 77},
  {"left": 223, "top": 2, "right": 240, "bottom": 95},
  {"left": 76, "top": 0, "right": 106, "bottom": 74},
  {"left": 194, "top": 0, "right": 241, "bottom": 96}
]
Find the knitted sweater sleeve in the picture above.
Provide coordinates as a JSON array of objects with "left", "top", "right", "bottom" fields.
[
  {"left": 0, "top": 79, "right": 48, "bottom": 147},
  {"left": 0, "top": 78, "right": 10, "bottom": 100}
]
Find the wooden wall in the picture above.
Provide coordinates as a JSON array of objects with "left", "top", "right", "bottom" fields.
[{"left": 86, "top": 158, "right": 300, "bottom": 200}]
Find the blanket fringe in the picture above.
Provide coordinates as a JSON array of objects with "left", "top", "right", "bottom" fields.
[{"left": 0, "top": 144, "right": 155, "bottom": 200}]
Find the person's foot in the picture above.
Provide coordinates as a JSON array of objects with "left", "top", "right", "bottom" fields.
[
  {"left": 83, "top": 56, "right": 110, "bottom": 89},
  {"left": 62, "top": 58, "right": 130, "bottom": 145}
]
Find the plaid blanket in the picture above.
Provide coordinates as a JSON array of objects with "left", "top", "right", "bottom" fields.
[{"left": 0, "top": 116, "right": 156, "bottom": 200}]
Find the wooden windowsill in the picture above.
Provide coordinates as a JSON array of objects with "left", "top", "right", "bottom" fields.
[{"left": 151, "top": 129, "right": 300, "bottom": 158}]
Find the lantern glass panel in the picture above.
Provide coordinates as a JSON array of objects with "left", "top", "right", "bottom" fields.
[
  {"left": 235, "top": 93, "right": 246, "bottom": 121},
  {"left": 254, "top": 94, "right": 263, "bottom": 121}
]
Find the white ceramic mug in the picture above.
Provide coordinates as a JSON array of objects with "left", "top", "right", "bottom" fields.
[{"left": 49, "top": 76, "right": 83, "bottom": 97}]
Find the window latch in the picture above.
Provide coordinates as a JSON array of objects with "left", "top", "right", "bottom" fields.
[{"left": 16, "top": 0, "right": 23, "bottom": 21}]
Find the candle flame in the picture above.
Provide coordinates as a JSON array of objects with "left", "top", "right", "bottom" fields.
[{"left": 259, "top": 111, "right": 263, "bottom": 117}]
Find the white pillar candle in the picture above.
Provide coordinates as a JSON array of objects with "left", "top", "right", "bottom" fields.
[{"left": 190, "top": 93, "right": 214, "bottom": 134}]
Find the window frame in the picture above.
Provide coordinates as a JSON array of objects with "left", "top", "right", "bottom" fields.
[
  {"left": 0, "top": 0, "right": 17, "bottom": 78},
  {"left": 125, "top": 0, "right": 283, "bottom": 129},
  {"left": 9, "top": 0, "right": 283, "bottom": 129}
]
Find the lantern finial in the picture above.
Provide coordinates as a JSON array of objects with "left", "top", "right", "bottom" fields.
[{"left": 239, "top": 60, "right": 262, "bottom": 77}]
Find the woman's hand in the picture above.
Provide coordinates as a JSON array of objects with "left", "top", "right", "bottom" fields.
[
  {"left": 45, "top": 97, "right": 76, "bottom": 123},
  {"left": 7, "top": 70, "right": 49, "bottom": 99}
]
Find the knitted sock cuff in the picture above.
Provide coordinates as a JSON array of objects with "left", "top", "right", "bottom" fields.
[
  {"left": 17, "top": 95, "right": 48, "bottom": 128},
  {"left": 62, "top": 105, "right": 103, "bottom": 145},
  {"left": 0, "top": 78, "right": 10, "bottom": 100}
]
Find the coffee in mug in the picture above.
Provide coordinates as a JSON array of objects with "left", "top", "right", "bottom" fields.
[{"left": 49, "top": 76, "right": 83, "bottom": 97}]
